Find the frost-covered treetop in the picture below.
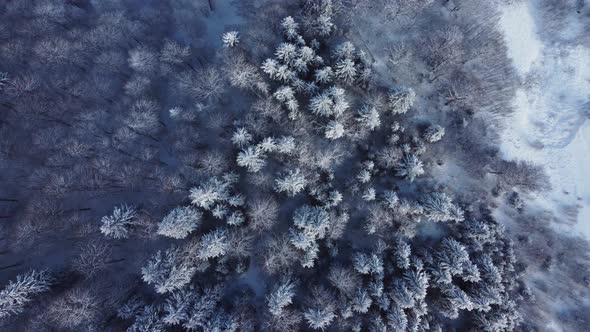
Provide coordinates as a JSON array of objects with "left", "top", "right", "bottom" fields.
[
  {"left": 222, "top": 31, "right": 240, "bottom": 48},
  {"left": 100, "top": 204, "right": 137, "bottom": 239},
  {"left": 157, "top": 206, "right": 202, "bottom": 239},
  {"left": 0, "top": 270, "right": 53, "bottom": 319}
]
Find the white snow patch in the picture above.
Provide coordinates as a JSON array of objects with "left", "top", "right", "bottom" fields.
[
  {"left": 499, "top": 1, "right": 590, "bottom": 237},
  {"left": 498, "top": 2, "right": 543, "bottom": 75}
]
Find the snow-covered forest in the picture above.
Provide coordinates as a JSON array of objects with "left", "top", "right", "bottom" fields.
[{"left": 0, "top": 0, "right": 588, "bottom": 331}]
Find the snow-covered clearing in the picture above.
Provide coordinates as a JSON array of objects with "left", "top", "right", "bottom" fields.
[{"left": 498, "top": 1, "right": 590, "bottom": 238}]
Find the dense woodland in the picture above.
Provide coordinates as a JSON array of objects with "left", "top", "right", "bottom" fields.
[{"left": 0, "top": 0, "right": 589, "bottom": 331}]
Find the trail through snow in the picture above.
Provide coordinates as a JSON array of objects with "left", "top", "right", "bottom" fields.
[{"left": 498, "top": 1, "right": 590, "bottom": 237}]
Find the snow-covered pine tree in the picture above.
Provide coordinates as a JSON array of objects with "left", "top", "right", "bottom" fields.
[
  {"left": 99, "top": 204, "right": 137, "bottom": 239},
  {"left": 388, "top": 87, "right": 416, "bottom": 114},
  {"left": 157, "top": 206, "right": 202, "bottom": 239},
  {"left": 267, "top": 278, "right": 297, "bottom": 316},
  {"left": 222, "top": 31, "right": 240, "bottom": 48},
  {"left": 0, "top": 72, "right": 10, "bottom": 91},
  {"left": 189, "top": 177, "right": 231, "bottom": 210},
  {"left": 127, "top": 305, "right": 165, "bottom": 332},
  {"left": 275, "top": 43, "right": 298, "bottom": 66},
  {"left": 275, "top": 168, "right": 307, "bottom": 196},
  {"left": 183, "top": 286, "right": 224, "bottom": 330},
  {"left": 335, "top": 58, "right": 357, "bottom": 84},
  {"left": 197, "top": 229, "right": 228, "bottom": 260},
  {"left": 289, "top": 205, "right": 331, "bottom": 267},
  {"left": 227, "top": 211, "right": 246, "bottom": 226},
  {"left": 393, "top": 239, "right": 411, "bottom": 270},
  {"left": 351, "top": 288, "right": 372, "bottom": 313},
  {"left": 141, "top": 247, "right": 195, "bottom": 294},
  {"left": 421, "top": 192, "right": 464, "bottom": 223},
  {"left": 314, "top": 67, "right": 333, "bottom": 84},
  {"left": 386, "top": 304, "right": 408, "bottom": 331},
  {"left": 424, "top": 124, "right": 445, "bottom": 143},
  {"left": 382, "top": 190, "right": 400, "bottom": 210},
  {"left": 395, "top": 153, "right": 424, "bottom": 182},
  {"left": 325, "top": 120, "right": 345, "bottom": 140},
  {"left": 281, "top": 16, "right": 300, "bottom": 41},
  {"left": 310, "top": 92, "right": 335, "bottom": 116},
  {"left": 356, "top": 105, "right": 381, "bottom": 130},
  {"left": 162, "top": 288, "right": 194, "bottom": 325},
  {"left": 276, "top": 136, "right": 297, "bottom": 154},
  {"left": 237, "top": 146, "right": 267, "bottom": 172},
  {"left": 304, "top": 307, "right": 336, "bottom": 330},
  {"left": 0, "top": 270, "right": 53, "bottom": 319},
  {"left": 231, "top": 127, "right": 253, "bottom": 148}
]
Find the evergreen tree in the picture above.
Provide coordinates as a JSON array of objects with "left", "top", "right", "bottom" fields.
[
  {"left": 356, "top": 105, "right": 381, "bottom": 130},
  {"left": 157, "top": 206, "right": 202, "bottom": 239},
  {"left": 189, "top": 177, "right": 231, "bottom": 210},
  {"left": 222, "top": 31, "right": 240, "bottom": 48},
  {"left": 395, "top": 154, "right": 424, "bottom": 182},
  {"left": 267, "top": 278, "right": 297, "bottom": 316},
  {"left": 0, "top": 270, "right": 53, "bottom": 319},
  {"left": 275, "top": 169, "right": 307, "bottom": 196},
  {"left": 141, "top": 247, "right": 195, "bottom": 294},
  {"left": 231, "top": 127, "right": 253, "bottom": 148},
  {"left": 163, "top": 288, "right": 194, "bottom": 325},
  {"left": 351, "top": 288, "right": 372, "bottom": 313},
  {"left": 100, "top": 204, "right": 137, "bottom": 239},
  {"left": 325, "top": 120, "right": 345, "bottom": 139},
  {"left": 128, "top": 305, "right": 165, "bottom": 332},
  {"left": 198, "top": 229, "right": 229, "bottom": 260},
  {"left": 184, "top": 286, "right": 223, "bottom": 330},
  {"left": 237, "top": 146, "right": 267, "bottom": 172},
  {"left": 421, "top": 192, "right": 464, "bottom": 223},
  {"left": 335, "top": 58, "right": 357, "bottom": 84},
  {"left": 304, "top": 307, "right": 336, "bottom": 330},
  {"left": 281, "top": 16, "right": 300, "bottom": 40},
  {"left": 424, "top": 124, "right": 445, "bottom": 143},
  {"left": 388, "top": 87, "right": 416, "bottom": 114}
]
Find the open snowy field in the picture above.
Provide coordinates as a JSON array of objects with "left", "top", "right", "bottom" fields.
[{"left": 498, "top": 0, "right": 590, "bottom": 237}]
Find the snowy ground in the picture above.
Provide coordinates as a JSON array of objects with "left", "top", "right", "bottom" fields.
[{"left": 498, "top": 1, "right": 590, "bottom": 237}]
